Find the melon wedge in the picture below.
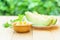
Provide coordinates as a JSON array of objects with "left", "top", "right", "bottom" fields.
[
  {"left": 33, "top": 11, "right": 57, "bottom": 25},
  {"left": 25, "top": 12, "right": 53, "bottom": 27},
  {"left": 48, "top": 16, "right": 57, "bottom": 25}
]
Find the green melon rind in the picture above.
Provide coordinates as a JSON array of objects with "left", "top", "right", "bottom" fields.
[{"left": 50, "top": 18, "right": 57, "bottom": 25}]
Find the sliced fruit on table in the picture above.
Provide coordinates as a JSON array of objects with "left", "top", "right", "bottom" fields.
[
  {"left": 25, "top": 11, "right": 57, "bottom": 27},
  {"left": 25, "top": 12, "right": 55, "bottom": 27}
]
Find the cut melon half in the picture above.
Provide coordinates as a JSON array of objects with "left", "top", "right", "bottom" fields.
[{"left": 25, "top": 12, "right": 54, "bottom": 27}]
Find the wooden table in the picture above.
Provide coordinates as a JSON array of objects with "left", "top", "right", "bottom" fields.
[{"left": 0, "top": 16, "right": 60, "bottom": 40}]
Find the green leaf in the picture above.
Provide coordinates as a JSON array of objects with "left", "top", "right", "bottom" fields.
[
  {"left": 44, "top": 1, "right": 54, "bottom": 8},
  {"left": 4, "top": 22, "right": 11, "bottom": 28},
  {"left": 28, "top": 2, "right": 38, "bottom": 9},
  {"left": 18, "top": 14, "right": 24, "bottom": 22}
]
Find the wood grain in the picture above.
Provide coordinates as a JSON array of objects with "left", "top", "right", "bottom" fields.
[{"left": 0, "top": 16, "right": 60, "bottom": 40}]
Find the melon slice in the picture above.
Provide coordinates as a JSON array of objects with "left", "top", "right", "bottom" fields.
[
  {"left": 33, "top": 11, "right": 57, "bottom": 25},
  {"left": 25, "top": 12, "right": 53, "bottom": 27},
  {"left": 48, "top": 16, "right": 57, "bottom": 25}
]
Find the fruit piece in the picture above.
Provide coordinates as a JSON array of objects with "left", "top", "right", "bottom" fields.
[
  {"left": 24, "top": 21, "right": 26, "bottom": 24},
  {"left": 25, "top": 12, "right": 53, "bottom": 27},
  {"left": 13, "top": 22, "right": 32, "bottom": 33},
  {"left": 49, "top": 16, "right": 57, "bottom": 25},
  {"left": 33, "top": 11, "right": 57, "bottom": 25},
  {"left": 52, "top": 18, "right": 57, "bottom": 25}
]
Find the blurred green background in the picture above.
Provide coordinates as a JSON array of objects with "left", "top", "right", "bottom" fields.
[{"left": 0, "top": 0, "right": 60, "bottom": 16}]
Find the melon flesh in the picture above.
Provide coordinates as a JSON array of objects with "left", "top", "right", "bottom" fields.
[{"left": 25, "top": 12, "right": 54, "bottom": 27}]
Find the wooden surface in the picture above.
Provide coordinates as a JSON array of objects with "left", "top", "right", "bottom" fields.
[{"left": 0, "top": 16, "right": 60, "bottom": 40}]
